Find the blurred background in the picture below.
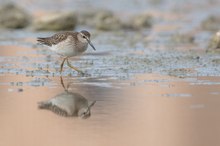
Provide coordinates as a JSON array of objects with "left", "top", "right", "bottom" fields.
[
  {"left": 1, "top": 0, "right": 220, "bottom": 146},
  {"left": 0, "top": 0, "right": 220, "bottom": 49}
]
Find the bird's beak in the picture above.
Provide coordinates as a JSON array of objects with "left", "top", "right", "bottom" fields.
[
  {"left": 86, "top": 38, "right": 96, "bottom": 50},
  {"left": 89, "top": 101, "right": 96, "bottom": 108}
]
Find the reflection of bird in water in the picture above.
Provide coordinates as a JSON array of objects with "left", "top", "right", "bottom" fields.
[{"left": 38, "top": 91, "right": 96, "bottom": 119}]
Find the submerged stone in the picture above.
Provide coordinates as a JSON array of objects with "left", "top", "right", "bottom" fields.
[{"left": 212, "top": 58, "right": 220, "bottom": 64}]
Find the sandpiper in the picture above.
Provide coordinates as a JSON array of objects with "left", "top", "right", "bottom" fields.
[
  {"left": 38, "top": 91, "right": 96, "bottom": 118},
  {"left": 37, "top": 30, "right": 96, "bottom": 74}
]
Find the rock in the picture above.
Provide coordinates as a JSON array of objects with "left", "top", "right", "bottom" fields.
[
  {"left": 77, "top": 10, "right": 152, "bottom": 31},
  {"left": 77, "top": 9, "right": 122, "bottom": 31},
  {"left": 170, "top": 33, "right": 195, "bottom": 44},
  {"left": 94, "top": 11, "right": 122, "bottom": 31},
  {"left": 0, "top": 3, "right": 30, "bottom": 29},
  {"left": 76, "top": 9, "right": 104, "bottom": 26},
  {"left": 208, "top": 31, "right": 220, "bottom": 49},
  {"left": 33, "top": 12, "right": 77, "bottom": 31},
  {"left": 212, "top": 58, "right": 220, "bottom": 64},
  {"left": 123, "top": 13, "right": 152, "bottom": 30},
  {"left": 201, "top": 15, "right": 220, "bottom": 32}
]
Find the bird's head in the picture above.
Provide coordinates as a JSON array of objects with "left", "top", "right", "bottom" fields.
[
  {"left": 78, "top": 101, "right": 96, "bottom": 119},
  {"left": 78, "top": 30, "right": 96, "bottom": 50}
]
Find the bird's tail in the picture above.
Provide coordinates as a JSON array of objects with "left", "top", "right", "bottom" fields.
[
  {"left": 38, "top": 101, "right": 68, "bottom": 116},
  {"left": 37, "top": 37, "right": 52, "bottom": 46},
  {"left": 38, "top": 101, "right": 52, "bottom": 109}
]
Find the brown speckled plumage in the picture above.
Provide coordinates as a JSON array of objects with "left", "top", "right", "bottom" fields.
[
  {"left": 37, "top": 31, "right": 78, "bottom": 46},
  {"left": 37, "top": 30, "right": 91, "bottom": 46}
]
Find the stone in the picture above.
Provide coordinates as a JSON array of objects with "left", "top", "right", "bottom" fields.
[
  {"left": 170, "top": 33, "right": 195, "bottom": 44},
  {"left": 123, "top": 13, "right": 152, "bottom": 30},
  {"left": 94, "top": 11, "right": 122, "bottom": 31},
  {"left": 201, "top": 15, "right": 220, "bottom": 32},
  {"left": 77, "top": 9, "right": 122, "bottom": 31},
  {"left": 0, "top": 3, "right": 30, "bottom": 29},
  {"left": 33, "top": 12, "right": 77, "bottom": 31},
  {"left": 76, "top": 9, "right": 103, "bottom": 26}
]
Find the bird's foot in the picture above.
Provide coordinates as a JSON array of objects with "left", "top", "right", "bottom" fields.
[
  {"left": 77, "top": 70, "right": 91, "bottom": 77},
  {"left": 77, "top": 70, "right": 85, "bottom": 76}
]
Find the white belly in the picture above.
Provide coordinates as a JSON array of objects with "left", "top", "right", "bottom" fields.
[
  {"left": 50, "top": 44, "right": 77, "bottom": 57},
  {"left": 48, "top": 36, "right": 87, "bottom": 57}
]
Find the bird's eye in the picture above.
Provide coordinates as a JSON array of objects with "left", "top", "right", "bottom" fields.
[{"left": 82, "top": 35, "right": 86, "bottom": 39}]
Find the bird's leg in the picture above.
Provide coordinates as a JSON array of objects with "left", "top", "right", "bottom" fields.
[
  {"left": 66, "top": 58, "right": 84, "bottom": 74},
  {"left": 60, "top": 58, "right": 67, "bottom": 73},
  {"left": 60, "top": 76, "right": 68, "bottom": 91}
]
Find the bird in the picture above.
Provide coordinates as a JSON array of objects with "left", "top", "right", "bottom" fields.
[
  {"left": 38, "top": 91, "right": 96, "bottom": 119},
  {"left": 37, "top": 30, "right": 96, "bottom": 74}
]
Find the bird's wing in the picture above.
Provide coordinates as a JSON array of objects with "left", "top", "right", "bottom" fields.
[{"left": 37, "top": 32, "right": 76, "bottom": 46}]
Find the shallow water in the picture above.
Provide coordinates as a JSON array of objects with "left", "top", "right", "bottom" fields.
[
  {"left": 1, "top": 0, "right": 220, "bottom": 146},
  {"left": 1, "top": 73, "right": 220, "bottom": 146}
]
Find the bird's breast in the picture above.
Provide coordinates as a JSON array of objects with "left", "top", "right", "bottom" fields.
[{"left": 76, "top": 43, "right": 88, "bottom": 53}]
